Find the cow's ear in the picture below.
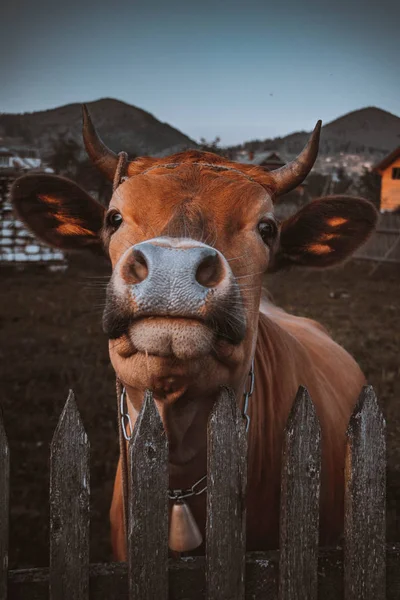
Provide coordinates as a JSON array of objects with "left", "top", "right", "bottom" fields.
[
  {"left": 270, "top": 195, "right": 378, "bottom": 271},
  {"left": 11, "top": 174, "right": 106, "bottom": 254}
]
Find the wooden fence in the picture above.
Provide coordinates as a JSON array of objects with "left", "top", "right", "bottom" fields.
[
  {"left": 1, "top": 386, "right": 399, "bottom": 599},
  {"left": 353, "top": 212, "right": 400, "bottom": 264}
]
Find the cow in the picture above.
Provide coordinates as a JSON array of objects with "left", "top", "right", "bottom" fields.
[{"left": 11, "top": 107, "right": 377, "bottom": 560}]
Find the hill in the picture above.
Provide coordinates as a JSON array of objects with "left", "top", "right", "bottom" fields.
[
  {"left": 232, "top": 107, "right": 400, "bottom": 175},
  {"left": 0, "top": 98, "right": 197, "bottom": 158},
  {"left": 322, "top": 107, "right": 400, "bottom": 152},
  {"left": 1, "top": 102, "right": 399, "bottom": 176}
]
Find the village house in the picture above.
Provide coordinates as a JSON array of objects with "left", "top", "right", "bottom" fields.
[
  {"left": 236, "top": 149, "right": 309, "bottom": 210},
  {"left": 374, "top": 147, "right": 400, "bottom": 212},
  {"left": 0, "top": 146, "right": 42, "bottom": 170},
  {"left": 0, "top": 147, "right": 15, "bottom": 169},
  {"left": 0, "top": 148, "right": 65, "bottom": 268},
  {"left": 236, "top": 148, "right": 286, "bottom": 169}
]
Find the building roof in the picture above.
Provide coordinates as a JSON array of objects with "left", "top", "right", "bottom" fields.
[
  {"left": 238, "top": 149, "right": 288, "bottom": 167},
  {"left": 235, "top": 149, "right": 309, "bottom": 186},
  {"left": 373, "top": 146, "right": 400, "bottom": 173},
  {"left": 258, "top": 152, "right": 286, "bottom": 169},
  {"left": 0, "top": 147, "right": 13, "bottom": 157}
]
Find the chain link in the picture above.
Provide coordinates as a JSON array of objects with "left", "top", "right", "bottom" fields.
[
  {"left": 243, "top": 358, "right": 255, "bottom": 433},
  {"left": 168, "top": 474, "right": 208, "bottom": 501},
  {"left": 119, "top": 359, "right": 255, "bottom": 502},
  {"left": 120, "top": 387, "right": 133, "bottom": 441}
]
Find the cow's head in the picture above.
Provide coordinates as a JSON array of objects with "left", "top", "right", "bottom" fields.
[{"left": 11, "top": 108, "right": 377, "bottom": 466}]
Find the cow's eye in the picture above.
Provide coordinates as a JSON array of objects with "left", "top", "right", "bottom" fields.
[
  {"left": 106, "top": 211, "right": 123, "bottom": 230},
  {"left": 258, "top": 219, "right": 277, "bottom": 246}
]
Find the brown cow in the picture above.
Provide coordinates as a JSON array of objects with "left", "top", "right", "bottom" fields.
[{"left": 11, "top": 108, "right": 377, "bottom": 560}]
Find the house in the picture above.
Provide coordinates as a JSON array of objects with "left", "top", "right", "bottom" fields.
[
  {"left": 374, "top": 147, "right": 400, "bottom": 212},
  {"left": 0, "top": 146, "right": 42, "bottom": 171},
  {"left": 0, "top": 157, "right": 65, "bottom": 269},
  {"left": 236, "top": 149, "right": 308, "bottom": 199},
  {"left": 236, "top": 149, "right": 286, "bottom": 170},
  {"left": 0, "top": 147, "right": 15, "bottom": 169}
]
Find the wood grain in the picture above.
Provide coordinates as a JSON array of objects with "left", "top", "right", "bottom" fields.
[
  {"left": 279, "top": 386, "right": 321, "bottom": 600},
  {"left": 128, "top": 390, "right": 168, "bottom": 600},
  {"left": 344, "top": 385, "right": 386, "bottom": 600},
  {"left": 206, "top": 387, "right": 247, "bottom": 600},
  {"left": 0, "top": 406, "right": 9, "bottom": 600},
  {"left": 50, "top": 390, "right": 90, "bottom": 600}
]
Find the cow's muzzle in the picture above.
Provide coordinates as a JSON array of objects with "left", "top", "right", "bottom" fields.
[{"left": 103, "top": 238, "right": 246, "bottom": 348}]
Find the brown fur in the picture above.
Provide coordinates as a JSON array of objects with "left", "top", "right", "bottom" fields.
[
  {"left": 246, "top": 302, "right": 364, "bottom": 548},
  {"left": 125, "top": 150, "right": 277, "bottom": 195},
  {"left": 109, "top": 300, "right": 364, "bottom": 558}
]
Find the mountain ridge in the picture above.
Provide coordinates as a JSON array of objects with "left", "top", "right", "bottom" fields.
[
  {"left": 236, "top": 106, "right": 400, "bottom": 156},
  {"left": 0, "top": 98, "right": 197, "bottom": 157},
  {"left": 1, "top": 101, "right": 399, "bottom": 171}
]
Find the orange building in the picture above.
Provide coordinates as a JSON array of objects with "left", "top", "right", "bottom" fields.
[{"left": 374, "top": 147, "right": 400, "bottom": 211}]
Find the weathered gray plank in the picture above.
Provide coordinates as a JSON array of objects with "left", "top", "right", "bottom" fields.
[
  {"left": 50, "top": 390, "right": 90, "bottom": 600},
  {"left": 0, "top": 408, "right": 9, "bottom": 600},
  {"left": 279, "top": 386, "right": 321, "bottom": 600},
  {"left": 344, "top": 385, "right": 386, "bottom": 600},
  {"left": 8, "top": 545, "right": 400, "bottom": 600},
  {"left": 128, "top": 390, "right": 168, "bottom": 600},
  {"left": 206, "top": 386, "right": 247, "bottom": 600}
]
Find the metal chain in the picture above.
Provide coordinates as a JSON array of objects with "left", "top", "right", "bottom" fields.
[
  {"left": 168, "top": 475, "right": 208, "bottom": 501},
  {"left": 243, "top": 358, "right": 255, "bottom": 434},
  {"left": 119, "top": 359, "right": 255, "bottom": 501},
  {"left": 120, "top": 386, "right": 133, "bottom": 441}
]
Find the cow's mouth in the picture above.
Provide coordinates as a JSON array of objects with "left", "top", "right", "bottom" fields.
[
  {"left": 109, "top": 314, "right": 244, "bottom": 361},
  {"left": 128, "top": 316, "right": 214, "bottom": 359},
  {"left": 103, "top": 291, "right": 246, "bottom": 357}
]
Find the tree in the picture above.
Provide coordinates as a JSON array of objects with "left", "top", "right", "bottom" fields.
[
  {"left": 305, "top": 173, "right": 330, "bottom": 198},
  {"left": 198, "top": 137, "right": 228, "bottom": 157},
  {"left": 355, "top": 167, "right": 381, "bottom": 209},
  {"left": 332, "top": 167, "right": 352, "bottom": 195},
  {"left": 47, "top": 134, "right": 81, "bottom": 177},
  {"left": 75, "top": 159, "right": 112, "bottom": 206}
]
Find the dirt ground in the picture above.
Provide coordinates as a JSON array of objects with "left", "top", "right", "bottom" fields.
[{"left": 0, "top": 258, "right": 399, "bottom": 569}]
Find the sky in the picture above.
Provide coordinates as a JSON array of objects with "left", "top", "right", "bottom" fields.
[{"left": 1, "top": 0, "right": 399, "bottom": 145}]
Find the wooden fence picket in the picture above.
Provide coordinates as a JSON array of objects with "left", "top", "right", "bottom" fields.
[
  {"left": 344, "top": 385, "right": 386, "bottom": 600},
  {"left": 206, "top": 386, "right": 247, "bottom": 600},
  {"left": 279, "top": 386, "right": 321, "bottom": 600},
  {"left": 0, "top": 408, "right": 9, "bottom": 600},
  {"left": 128, "top": 390, "right": 168, "bottom": 600},
  {"left": 2, "top": 383, "right": 398, "bottom": 599},
  {"left": 49, "top": 390, "right": 90, "bottom": 600}
]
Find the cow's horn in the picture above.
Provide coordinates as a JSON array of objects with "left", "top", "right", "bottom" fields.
[
  {"left": 82, "top": 104, "right": 119, "bottom": 181},
  {"left": 273, "top": 120, "right": 322, "bottom": 196}
]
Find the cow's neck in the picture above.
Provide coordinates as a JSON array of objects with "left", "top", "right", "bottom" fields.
[{"left": 123, "top": 364, "right": 254, "bottom": 490}]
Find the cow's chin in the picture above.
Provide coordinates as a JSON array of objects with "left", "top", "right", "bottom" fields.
[{"left": 108, "top": 317, "right": 244, "bottom": 402}]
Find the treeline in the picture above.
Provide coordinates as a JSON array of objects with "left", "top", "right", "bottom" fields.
[
  {"left": 0, "top": 114, "right": 34, "bottom": 143},
  {"left": 225, "top": 136, "right": 386, "bottom": 159},
  {"left": 45, "top": 134, "right": 120, "bottom": 205},
  {"left": 197, "top": 138, "right": 381, "bottom": 208}
]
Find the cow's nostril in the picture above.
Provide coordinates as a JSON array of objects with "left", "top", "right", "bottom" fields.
[
  {"left": 196, "top": 251, "right": 223, "bottom": 288},
  {"left": 129, "top": 249, "right": 149, "bottom": 283}
]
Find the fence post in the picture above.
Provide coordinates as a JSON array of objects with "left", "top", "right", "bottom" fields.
[
  {"left": 128, "top": 390, "right": 168, "bottom": 600},
  {"left": 344, "top": 385, "right": 386, "bottom": 600},
  {"left": 50, "top": 391, "right": 90, "bottom": 600},
  {"left": 206, "top": 386, "right": 247, "bottom": 600},
  {"left": 279, "top": 386, "right": 321, "bottom": 600},
  {"left": 0, "top": 408, "right": 9, "bottom": 600}
]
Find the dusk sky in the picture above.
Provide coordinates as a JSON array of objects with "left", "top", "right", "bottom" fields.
[{"left": 1, "top": 0, "right": 398, "bottom": 145}]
